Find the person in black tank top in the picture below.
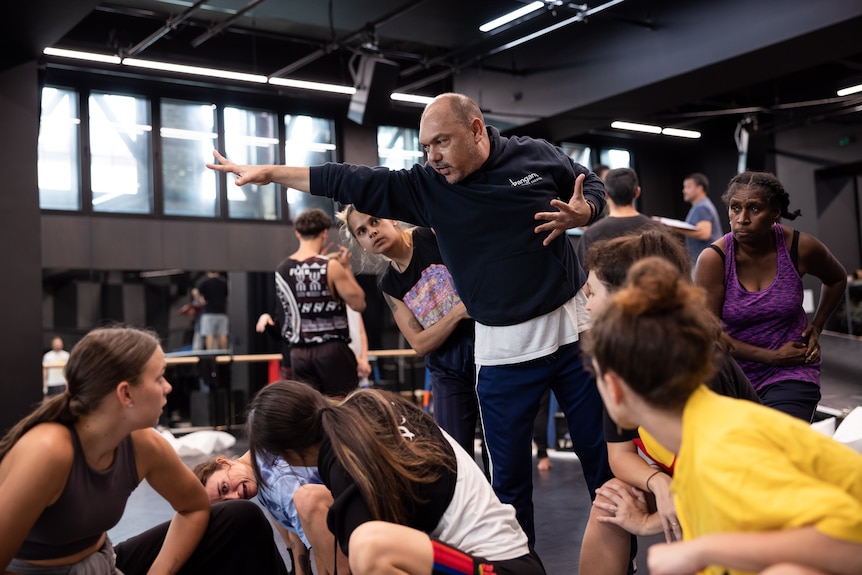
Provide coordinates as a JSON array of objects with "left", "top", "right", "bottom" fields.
[{"left": 256, "top": 208, "right": 367, "bottom": 398}]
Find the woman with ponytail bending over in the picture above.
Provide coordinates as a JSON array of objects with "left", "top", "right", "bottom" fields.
[
  {"left": 0, "top": 326, "right": 287, "bottom": 575},
  {"left": 247, "top": 380, "right": 545, "bottom": 575}
]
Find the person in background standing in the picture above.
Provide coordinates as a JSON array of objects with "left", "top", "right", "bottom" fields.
[
  {"left": 669, "top": 173, "right": 723, "bottom": 267},
  {"left": 42, "top": 336, "right": 69, "bottom": 397},
  {"left": 256, "top": 208, "right": 366, "bottom": 398},
  {"left": 575, "top": 167, "right": 663, "bottom": 268},
  {"left": 193, "top": 271, "right": 230, "bottom": 350}
]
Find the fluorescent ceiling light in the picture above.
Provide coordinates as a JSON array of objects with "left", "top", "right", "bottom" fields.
[
  {"left": 662, "top": 127, "right": 701, "bottom": 139},
  {"left": 611, "top": 121, "right": 662, "bottom": 134},
  {"left": 122, "top": 58, "right": 267, "bottom": 83},
  {"left": 267, "top": 77, "right": 355, "bottom": 94},
  {"left": 391, "top": 93, "right": 435, "bottom": 105},
  {"left": 837, "top": 83, "right": 862, "bottom": 97},
  {"left": 612, "top": 121, "right": 701, "bottom": 139},
  {"left": 43, "top": 47, "right": 121, "bottom": 64},
  {"left": 480, "top": 1, "right": 544, "bottom": 32}
]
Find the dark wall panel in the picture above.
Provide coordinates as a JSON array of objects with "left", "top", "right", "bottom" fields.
[{"left": 0, "top": 62, "right": 44, "bottom": 431}]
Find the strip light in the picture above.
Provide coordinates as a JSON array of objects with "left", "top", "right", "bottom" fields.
[
  {"left": 391, "top": 93, "right": 435, "bottom": 105},
  {"left": 267, "top": 77, "right": 355, "bottom": 95},
  {"left": 479, "top": 1, "right": 545, "bottom": 32},
  {"left": 837, "top": 83, "right": 862, "bottom": 97},
  {"left": 43, "top": 47, "right": 121, "bottom": 64},
  {"left": 662, "top": 127, "right": 701, "bottom": 139},
  {"left": 123, "top": 58, "right": 267, "bottom": 83},
  {"left": 611, "top": 121, "right": 661, "bottom": 134},
  {"left": 612, "top": 121, "right": 701, "bottom": 139},
  {"left": 43, "top": 47, "right": 355, "bottom": 95}
]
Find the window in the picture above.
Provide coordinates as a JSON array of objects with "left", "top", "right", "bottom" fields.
[
  {"left": 161, "top": 99, "right": 219, "bottom": 217},
  {"left": 89, "top": 92, "right": 153, "bottom": 214},
  {"left": 38, "top": 85, "right": 342, "bottom": 223},
  {"left": 600, "top": 148, "right": 632, "bottom": 169},
  {"left": 284, "top": 115, "right": 337, "bottom": 219},
  {"left": 39, "top": 87, "right": 81, "bottom": 210},
  {"left": 224, "top": 106, "right": 279, "bottom": 220},
  {"left": 560, "top": 143, "right": 592, "bottom": 168},
  {"left": 377, "top": 126, "right": 423, "bottom": 170}
]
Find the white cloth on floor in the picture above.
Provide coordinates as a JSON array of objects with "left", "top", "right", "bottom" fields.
[{"left": 158, "top": 428, "right": 236, "bottom": 456}]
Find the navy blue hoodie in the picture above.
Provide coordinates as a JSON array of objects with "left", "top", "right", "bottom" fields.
[{"left": 310, "top": 126, "right": 605, "bottom": 326}]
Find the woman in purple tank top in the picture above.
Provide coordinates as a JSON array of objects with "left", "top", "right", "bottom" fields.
[{"left": 695, "top": 171, "right": 846, "bottom": 421}]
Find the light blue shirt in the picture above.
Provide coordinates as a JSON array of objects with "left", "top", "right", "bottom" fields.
[
  {"left": 685, "top": 196, "right": 723, "bottom": 265},
  {"left": 255, "top": 454, "right": 322, "bottom": 549}
]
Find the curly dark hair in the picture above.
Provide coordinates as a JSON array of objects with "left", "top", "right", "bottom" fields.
[{"left": 294, "top": 208, "right": 333, "bottom": 238}]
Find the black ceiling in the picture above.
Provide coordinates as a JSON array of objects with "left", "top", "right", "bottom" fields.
[{"left": 11, "top": 0, "right": 862, "bottom": 142}]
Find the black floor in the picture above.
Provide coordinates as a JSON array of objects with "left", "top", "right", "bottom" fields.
[{"left": 108, "top": 331, "right": 861, "bottom": 574}]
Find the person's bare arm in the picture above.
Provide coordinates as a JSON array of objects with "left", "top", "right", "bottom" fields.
[
  {"left": 327, "top": 259, "right": 366, "bottom": 313},
  {"left": 271, "top": 521, "right": 310, "bottom": 575},
  {"left": 206, "top": 151, "right": 311, "bottom": 191},
  {"left": 383, "top": 293, "right": 469, "bottom": 356},
  {"left": 674, "top": 219, "right": 713, "bottom": 241},
  {"left": 134, "top": 428, "right": 210, "bottom": 575},
  {"left": 648, "top": 527, "right": 862, "bottom": 575},
  {"left": 796, "top": 230, "right": 847, "bottom": 360},
  {"left": 353, "top": 311, "right": 372, "bottom": 378}
]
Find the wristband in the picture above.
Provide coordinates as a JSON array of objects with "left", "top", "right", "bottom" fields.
[{"left": 645, "top": 470, "right": 663, "bottom": 493}]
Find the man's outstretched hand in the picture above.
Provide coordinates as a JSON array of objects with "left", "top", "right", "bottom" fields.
[
  {"left": 533, "top": 174, "right": 592, "bottom": 246},
  {"left": 206, "top": 150, "right": 272, "bottom": 186}
]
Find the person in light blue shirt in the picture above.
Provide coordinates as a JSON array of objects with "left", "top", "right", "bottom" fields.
[
  {"left": 672, "top": 172, "right": 723, "bottom": 267},
  {"left": 194, "top": 451, "right": 322, "bottom": 575}
]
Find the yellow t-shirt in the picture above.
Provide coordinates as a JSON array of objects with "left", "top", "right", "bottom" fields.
[{"left": 673, "top": 386, "right": 862, "bottom": 575}]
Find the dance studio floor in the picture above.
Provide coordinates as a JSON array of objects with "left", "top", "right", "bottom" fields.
[{"left": 110, "top": 331, "right": 861, "bottom": 574}]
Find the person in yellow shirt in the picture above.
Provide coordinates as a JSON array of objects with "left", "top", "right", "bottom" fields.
[{"left": 584, "top": 256, "right": 862, "bottom": 575}]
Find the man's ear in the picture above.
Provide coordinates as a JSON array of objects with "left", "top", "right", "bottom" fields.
[
  {"left": 470, "top": 117, "right": 484, "bottom": 141},
  {"left": 634, "top": 186, "right": 642, "bottom": 200}
]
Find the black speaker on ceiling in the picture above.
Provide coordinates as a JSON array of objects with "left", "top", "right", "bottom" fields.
[{"left": 348, "top": 56, "right": 400, "bottom": 126}]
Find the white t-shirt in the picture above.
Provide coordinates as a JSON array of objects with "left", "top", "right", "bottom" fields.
[
  {"left": 43, "top": 349, "right": 70, "bottom": 386},
  {"left": 474, "top": 290, "right": 590, "bottom": 367}
]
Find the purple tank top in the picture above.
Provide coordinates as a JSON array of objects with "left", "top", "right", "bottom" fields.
[
  {"left": 721, "top": 225, "right": 819, "bottom": 391},
  {"left": 16, "top": 425, "right": 139, "bottom": 559}
]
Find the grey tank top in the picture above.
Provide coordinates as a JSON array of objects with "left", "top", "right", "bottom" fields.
[{"left": 16, "top": 425, "right": 140, "bottom": 560}]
